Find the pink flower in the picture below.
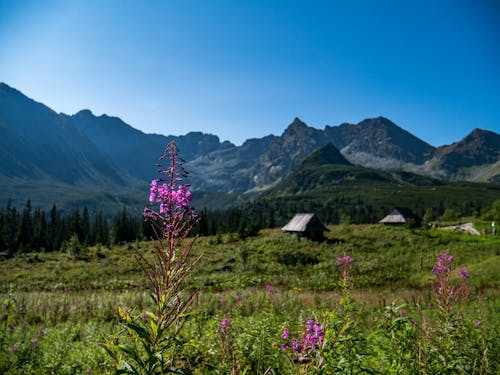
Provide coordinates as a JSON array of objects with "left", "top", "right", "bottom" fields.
[
  {"left": 281, "top": 327, "right": 289, "bottom": 339},
  {"left": 219, "top": 317, "right": 232, "bottom": 334},
  {"left": 337, "top": 255, "right": 353, "bottom": 266},
  {"left": 458, "top": 267, "right": 469, "bottom": 279},
  {"left": 432, "top": 251, "right": 453, "bottom": 275},
  {"left": 149, "top": 180, "right": 157, "bottom": 202}
]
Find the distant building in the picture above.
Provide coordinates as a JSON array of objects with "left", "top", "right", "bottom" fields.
[
  {"left": 281, "top": 213, "right": 329, "bottom": 240},
  {"left": 379, "top": 208, "right": 421, "bottom": 226}
]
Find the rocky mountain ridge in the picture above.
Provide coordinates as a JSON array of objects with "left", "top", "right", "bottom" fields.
[{"left": 1, "top": 82, "right": 498, "bottom": 213}]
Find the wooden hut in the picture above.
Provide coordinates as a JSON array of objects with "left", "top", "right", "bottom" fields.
[
  {"left": 281, "top": 213, "right": 329, "bottom": 240},
  {"left": 379, "top": 208, "right": 421, "bottom": 226}
]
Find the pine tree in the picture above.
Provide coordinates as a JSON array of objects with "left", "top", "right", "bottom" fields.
[
  {"left": 198, "top": 208, "right": 209, "bottom": 236},
  {"left": 17, "top": 200, "right": 34, "bottom": 253},
  {"left": 0, "top": 208, "right": 5, "bottom": 252},
  {"left": 93, "top": 211, "right": 110, "bottom": 246},
  {"left": 68, "top": 208, "right": 83, "bottom": 243},
  {"left": 32, "top": 208, "right": 47, "bottom": 251},
  {"left": 2, "top": 200, "right": 19, "bottom": 254},
  {"left": 82, "top": 206, "right": 91, "bottom": 245}
]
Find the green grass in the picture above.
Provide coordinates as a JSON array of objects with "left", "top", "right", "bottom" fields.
[
  {"left": 2, "top": 224, "right": 499, "bottom": 293},
  {"left": 1, "top": 225, "right": 499, "bottom": 374}
]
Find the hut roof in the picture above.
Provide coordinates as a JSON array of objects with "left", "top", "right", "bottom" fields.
[
  {"left": 282, "top": 213, "right": 330, "bottom": 232},
  {"left": 379, "top": 208, "right": 420, "bottom": 224}
]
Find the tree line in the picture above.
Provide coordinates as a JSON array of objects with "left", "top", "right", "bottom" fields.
[
  {"left": 0, "top": 200, "right": 153, "bottom": 256},
  {"left": 2, "top": 197, "right": 498, "bottom": 256}
]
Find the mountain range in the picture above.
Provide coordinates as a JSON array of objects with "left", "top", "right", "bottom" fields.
[{"left": 1, "top": 82, "right": 499, "bottom": 215}]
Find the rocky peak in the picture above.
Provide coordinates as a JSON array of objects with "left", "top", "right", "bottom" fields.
[
  {"left": 433, "top": 128, "right": 500, "bottom": 172},
  {"left": 301, "top": 143, "right": 353, "bottom": 168}
]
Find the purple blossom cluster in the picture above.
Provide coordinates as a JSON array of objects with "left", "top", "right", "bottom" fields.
[
  {"left": 219, "top": 317, "right": 232, "bottom": 335},
  {"left": 337, "top": 255, "right": 352, "bottom": 266},
  {"left": 281, "top": 319, "right": 324, "bottom": 354},
  {"left": 143, "top": 142, "right": 198, "bottom": 231},
  {"left": 337, "top": 254, "right": 354, "bottom": 289},
  {"left": 149, "top": 180, "right": 192, "bottom": 214},
  {"left": 458, "top": 266, "right": 469, "bottom": 279},
  {"left": 431, "top": 251, "right": 469, "bottom": 279},
  {"left": 432, "top": 251, "right": 471, "bottom": 310},
  {"left": 432, "top": 252, "right": 454, "bottom": 276}
]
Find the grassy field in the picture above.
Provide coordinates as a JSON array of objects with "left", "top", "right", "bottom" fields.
[{"left": 1, "top": 224, "right": 499, "bottom": 374}]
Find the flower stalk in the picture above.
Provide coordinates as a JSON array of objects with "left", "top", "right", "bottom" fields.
[{"left": 106, "top": 141, "right": 201, "bottom": 374}]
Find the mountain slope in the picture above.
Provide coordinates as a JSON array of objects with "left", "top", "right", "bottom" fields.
[
  {"left": 66, "top": 109, "right": 233, "bottom": 182},
  {"left": 301, "top": 143, "right": 353, "bottom": 168},
  {"left": 426, "top": 129, "right": 500, "bottom": 182},
  {"left": 0, "top": 83, "right": 124, "bottom": 185}
]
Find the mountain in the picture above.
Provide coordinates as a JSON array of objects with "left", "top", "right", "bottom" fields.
[
  {"left": 325, "top": 117, "right": 436, "bottom": 167},
  {"left": 300, "top": 143, "right": 353, "bottom": 168},
  {"left": 244, "top": 143, "right": 499, "bottom": 227},
  {"left": 422, "top": 129, "right": 500, "bottom": 182},
  {"left": 265, "top": 143, "right": 441, "bottom": 196},
  {"left": 0, "top": 83, "right": 231, "bottom": 214},
  {"left": 1, "top": 82, "right": 499, "bottom": 214},
  {"left": 65, "top": 109, "right": 232, "bottom": 182},
  {"left": 0, "top": 83, "right": 124, "bottom": 186}
]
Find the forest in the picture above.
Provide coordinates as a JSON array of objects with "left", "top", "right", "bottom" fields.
[{"left": 2, "top": 195, "right": 499, "bottom": 257}]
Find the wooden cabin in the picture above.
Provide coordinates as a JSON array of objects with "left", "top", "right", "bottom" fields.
[
  {"left": 379, "top": 208, "right": 421, "bottom": 226},
  {"left": 281, "top": 213, "right": 329, "bottom": 240}
]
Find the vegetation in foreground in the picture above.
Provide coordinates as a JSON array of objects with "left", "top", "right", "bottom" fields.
[{"left": 1, "top": 224, "right": 499, "bottom": 374}]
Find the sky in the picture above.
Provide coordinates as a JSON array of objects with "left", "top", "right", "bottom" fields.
[{"left": 0, "top": 0, "right": 499, "bottom": 147}]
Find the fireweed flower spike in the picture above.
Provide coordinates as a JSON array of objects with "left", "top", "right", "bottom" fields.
[
  {"left": 337, "top": 255, "right": 352, "bottom": 266},
  {"left": 431, "top": 251, "right": 470, "bottom": 313},
  {"left": 281, "top": 319, "right": 325, "bottom": 354},
  {"left": 107, "top": 141, "right": 202, "bottom": 373},
  {"left": 337, "top": 254, "right": 353, "bottom": 290},
  {"left": 219, "top": 317, "right": 233, "bottom": 334}
]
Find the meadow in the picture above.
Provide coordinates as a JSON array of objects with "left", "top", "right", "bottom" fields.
[{"left": 1, "top": 224, "right": 499, "bottom": 374}]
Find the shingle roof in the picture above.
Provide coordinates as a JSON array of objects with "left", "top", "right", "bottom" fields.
[
  {"left": 282, "top": 213, "right": 329, "bottom": 232},
  {"left": 379, "top": 208, "right": 420, "bottom": 224},
  {"left": 379, "top": 210, "right": 407, "bottom": 224}
]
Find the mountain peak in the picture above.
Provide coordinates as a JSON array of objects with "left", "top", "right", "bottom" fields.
[
  {"left": 466, "top": 128, "right": 498, "bottom": 139},
  {"left": 301, "top": 143, "right": 353, "bottom": 168},
  {"left": 282, "top": 117, "right": 318, "bottom": 139},
  {"left": 288, "top": 117, "right": 308, "bottom": 129},
  {"left": 431, "top": 127, "right": 500, "bottom": 174},
  {"left": 75, "top": 109, "right": 94, "bottom": 117}
]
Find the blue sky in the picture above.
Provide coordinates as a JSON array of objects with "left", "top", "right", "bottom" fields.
[{"left": 1, "top": 0, "right": 499, "bottom": 146}]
